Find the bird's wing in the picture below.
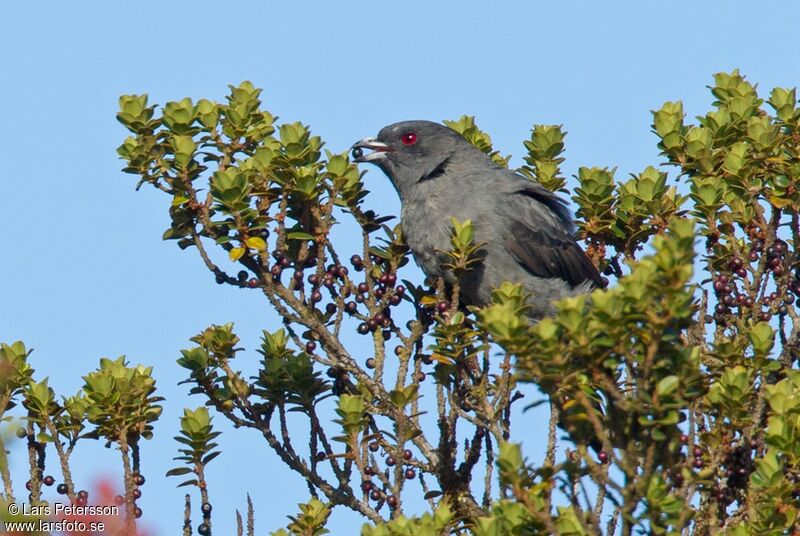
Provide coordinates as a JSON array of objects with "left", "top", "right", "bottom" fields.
[{"left": 503, "top": 183, "right": 604, "bottom": 288}]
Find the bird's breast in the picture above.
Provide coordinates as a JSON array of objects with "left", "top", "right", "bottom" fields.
[{"left": 401, "top": 190, "right": 457, "bottom": 279}]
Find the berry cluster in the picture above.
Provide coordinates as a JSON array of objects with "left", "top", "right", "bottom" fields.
[
  {"left": 326, "top": 366, "right": 350, "bottom": 396},
  {"left": 112, "top": 472, "right": 146, "bottom": 518},
  {"left": 23, "top": 445, "right": 148, "bottom": 518},
  {"left": 352, "top": 271, "right": 405, "bottom": 337},
  {"left": 360, "top": 446, "right": 415, "bottom": 510},
  {"left": 690, "top": 442, "right": 705, "bottom": 470},
  {"left": 722, "top": 444, "right": 752, "bottom": 494},
  {"left": 197, "top": 501, "right": 212, "bottom": 535},
  {"left": 711, "top": 238, "right": 795, "bottom": 324},
  {"left": 700, "top": 443, "right": 754, "bottom": 517}
]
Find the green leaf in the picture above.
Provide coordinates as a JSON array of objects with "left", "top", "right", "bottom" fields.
[
  {"left": 656, "top": 375, "right": 679, "bottom": 397},
  {"left": 166, "top": 467, "right": 192, "bottom": 477},
  {"left": 287, "top": 231, "right": 315, "bottom": 241}
]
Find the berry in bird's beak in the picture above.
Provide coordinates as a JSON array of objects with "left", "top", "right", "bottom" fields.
[{"left": 350, "top": 137, "right": 393, "bottom": 163}]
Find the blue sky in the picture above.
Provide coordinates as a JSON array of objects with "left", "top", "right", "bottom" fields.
[{"left": 1, "top": 1, "right": 799, "bottom": 534}]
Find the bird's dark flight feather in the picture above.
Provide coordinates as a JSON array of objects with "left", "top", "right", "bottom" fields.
[{"left": 506, "top": 220, "right": 603, "bottom": 289}]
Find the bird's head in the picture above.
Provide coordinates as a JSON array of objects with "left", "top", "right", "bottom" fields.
[{"left": 350, "top": 120, "right": 470, "bottom": 199}]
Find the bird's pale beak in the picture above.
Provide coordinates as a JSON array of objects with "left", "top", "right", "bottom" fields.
[{"left": 350, "top": 137, "right": 393, "bottom": 163}]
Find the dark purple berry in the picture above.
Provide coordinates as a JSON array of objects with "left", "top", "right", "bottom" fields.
[
  {"left": 366, "top": 358, "right": 377, "bottom": 369},
  {"left": 57, "top": 483, "right": 68, "bottom": 495},
  {"left": 361, "top": 481, "right": 373, "bottom": 492},
  {"left": 43, "top": 475, "right": 55, "bottom": 486},
  {"left": 201, "top": 502, "right": 212, "bottom": 515},
  {"left": 722, "top": 284, "right": 733, "bottom": 294},
  {"left": 386, "top": 495, "right": 398, "bottom": 508},
  {"left": 386, "top": 456, "right": 397, "bottom": 467},
  {"left": 403, "top": 449, "right": 412, "bottom": 460},
  {"left": 437, "top": 301, "right": 450, "bottom": 313},
  {"left": 197, "top": 523, "right": 209, "bottom": 535},
  {"left": 357, "top": 323, "right": 370, "bottom": 335},
  {"left": 133, "top": 488, "right": 142, "bottom": 499},
  {"left": 306, "top": 341, "right": 317, "bottom": 353},
  {"left": 405, "top": 468, "right": 416, "bottom": 479},
  {"left": 370, "top": 490, "right": 381, "bottom": 501},
  {"left": 369, "top": 442, "right": 379, "bottom": 452}
]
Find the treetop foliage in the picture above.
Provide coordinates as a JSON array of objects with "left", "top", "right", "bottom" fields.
[{"left": 2, "top": 69, "right": 800, "bottom": 535}]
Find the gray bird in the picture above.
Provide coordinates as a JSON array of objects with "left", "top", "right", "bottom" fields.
[{"left": 350, "top": 120, "right": 603, "bottom": 318}]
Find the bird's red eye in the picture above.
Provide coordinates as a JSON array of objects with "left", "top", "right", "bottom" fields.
[{"left": 401, "top": 132, "right": 417, "bottom": 145}]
